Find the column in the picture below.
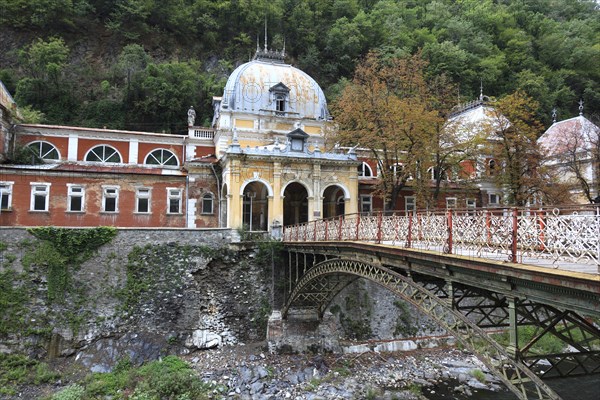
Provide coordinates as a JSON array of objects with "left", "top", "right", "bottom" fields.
[
  {"left": 272, "top": 162, "right": 283, "bottom": 226},
  {"left": 506, "top": 297, "right": 519, "bottom": 359}
]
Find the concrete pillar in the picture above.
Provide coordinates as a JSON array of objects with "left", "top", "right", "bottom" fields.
[
  {"left": 507, "top": 297, "right": 519, "bottom": 359},
  {"left": 446, "top": 280, "right": 455, "bottom": 309}
]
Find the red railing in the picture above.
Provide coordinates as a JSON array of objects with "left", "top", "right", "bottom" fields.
[{"left": 283, "top": 206, "right": 600, "bottom": 272}]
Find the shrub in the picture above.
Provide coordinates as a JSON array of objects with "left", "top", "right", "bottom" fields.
[
  {"left": 52, "top": 384, "right": 84, "bottom": 400},
  {"left": 471, "top": 368, "right": 486, "bottom": 383}
]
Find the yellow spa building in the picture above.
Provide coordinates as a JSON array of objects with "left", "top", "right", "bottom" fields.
[{"left": 206, "top": 46, "right": 359, "bottom": 233}]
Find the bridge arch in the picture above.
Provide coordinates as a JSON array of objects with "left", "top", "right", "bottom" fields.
[{"left": 282, "top": 258, "right": 560, "bottom": 400}]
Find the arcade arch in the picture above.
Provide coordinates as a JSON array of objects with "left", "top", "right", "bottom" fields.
[
  {"left": 283, "top": 182, "right": 309, "bottom": 226},
  {"left": 322, "top": 185, "right": 347, "bottom": 219},
  {"left": 242, "top": 181, "right": 269, "bottom": 231}
]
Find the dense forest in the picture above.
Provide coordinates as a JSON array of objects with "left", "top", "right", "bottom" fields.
[{"left": 0, "top": 0, "right": 598, "bottom": 134}]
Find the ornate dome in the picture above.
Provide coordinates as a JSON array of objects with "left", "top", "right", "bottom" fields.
[{"left": 220, "top": 52, "right": 329, "bottom": 121}]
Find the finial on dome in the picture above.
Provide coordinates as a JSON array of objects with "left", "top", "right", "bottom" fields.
[
  {"left": 579, "top": 99, "right": 584, "bottom": 116},
  {"left": 551, "top": 107, "right": 557, "bottom": 123},
  {"left": 479, "top": 79, "right": 483, "bottom": 101},
  {"left": 264, "top": 17, "right": 268, "bottom": 52}
]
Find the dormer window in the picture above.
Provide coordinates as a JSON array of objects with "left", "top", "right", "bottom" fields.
[
  {"left": 269, "top": 82, "right": 290, "bottom": 116},
  {"left": 287, "top": 128, "right": 309, "bottom": 152}
]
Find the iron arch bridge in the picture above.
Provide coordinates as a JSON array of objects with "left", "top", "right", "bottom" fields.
[{"left": 280, "top": 207, "right": 600, "bottom": 400}]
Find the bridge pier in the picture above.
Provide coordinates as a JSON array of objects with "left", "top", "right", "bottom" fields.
[{"left": 266, "top": 309, "right": 342, "bottom": 354}]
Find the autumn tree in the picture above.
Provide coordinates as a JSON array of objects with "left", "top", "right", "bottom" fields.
[
  {"left": 332, "top": 52, "right": 440, "bottom": 211},
  {"left": 484, "top": 91, "right": 566, "bottom": 206}
]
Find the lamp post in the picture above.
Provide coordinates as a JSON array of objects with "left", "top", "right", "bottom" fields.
[{"left": 246, "top": 191, "right": 256, "bottom": 231}]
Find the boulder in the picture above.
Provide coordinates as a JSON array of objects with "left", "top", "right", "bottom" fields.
[{"left": 185, "top": 330, "right": 222, "bottom": 349}]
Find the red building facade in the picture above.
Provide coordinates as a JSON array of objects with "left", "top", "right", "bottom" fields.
[{"left": 1, "top": 124, "right": 219, "bottom": 228}]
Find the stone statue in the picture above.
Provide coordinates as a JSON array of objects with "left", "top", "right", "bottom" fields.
[{"left": 187, "top": 106, "right": 196, "bottom": 126}]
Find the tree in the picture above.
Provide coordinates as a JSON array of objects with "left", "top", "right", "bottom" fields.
[
  {"left": 426, "top": 74, "right": 483, "bottom": 206},
  {"left": 332, "top": 52, "right": 439, "bottom": 211},
  {"left": 130, "top": 61, "right": 203, "bottom": 133},
  {"left": 15, "top": 37, "right": 78, "bottom": 124},
  {"left": 548, "top": 117, "right": 600, "bottom": 203},
  {"left": 484, "top": 91, "right": 559, "bottom": 206}
]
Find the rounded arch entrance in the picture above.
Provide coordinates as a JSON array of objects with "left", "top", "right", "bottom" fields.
[
  {"left": 322, "top": 185, "right": 347, "bottom": 219},
  {"left": 242, "top": 181, "right": 269, "bottom": 231},
  {"left": 283, "top": 182, "right": 309, "bottom": 226}
]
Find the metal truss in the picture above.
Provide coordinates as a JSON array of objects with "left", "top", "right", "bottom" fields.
[
  {"left": 516, "top": 301, "right": 600, "bottom": 378},
  {"left": 452, "top": 285, "right": 511, "bottom": 328},
  {"left": 282, "top": 258, "right": 561, "bottom": 400}
]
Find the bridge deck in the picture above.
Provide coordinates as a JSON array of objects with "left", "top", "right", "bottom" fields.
[
  {"left": 378, "top": 240, "right": 599, "bottom": 275},
  {"left": 283, "top": 207, "right": 600, "bottom": 276}
]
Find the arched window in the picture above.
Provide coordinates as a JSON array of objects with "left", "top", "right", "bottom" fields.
[
  {"left": 269, "top": 82, "right": 290, "bottom": 116},
  {"left": 391, "top": 163, "right": 412, "bottom": 180},
  {"left": 144, "top": 149, "right": 178, "bottom": 167},
  {"left": 428, "top": 166, "right": 447, "bottom": 181},
  {"left": 85, "top": 145, "right": 122, "bottom": 163},
  {"left": 358, "top": 162, "right": 373, "bottom": 178},
  {"left": 27, "top": 141, "right": 60, "bottom": 161},
  {"left": 488, "top": 159, "right": 497, "bottom": 176},
  {"left": 201, "top": 193, "right": 214, "bottom": 214},
  {"left": 275, "top": 95, "right": 286, "bottom": 114}
]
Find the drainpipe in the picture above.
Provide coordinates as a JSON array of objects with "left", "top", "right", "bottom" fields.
[
  {"left": 210, "top": 163, "right": 222, "bottom": 227},
  {"left": 183, "top": 136, "right": 189, "bottom": 228},
  {"left": 185, "top": 174, "right": 189, "bottom": 228}
]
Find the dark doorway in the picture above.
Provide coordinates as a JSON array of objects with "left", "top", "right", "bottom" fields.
[
  {"left": 283, "top": 182, "right": 309, "bottom": 226},
  {"left": 323, "top": 185, "right": 346, "bottom": 219},
  {"left": 243, "top": 181, "right": 269, "bottom": 231}
]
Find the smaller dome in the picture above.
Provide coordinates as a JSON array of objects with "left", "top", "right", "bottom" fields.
[
  {"left": 538, "top": 115, "right": 600, "bottom": 157},
  {"left": 220, "top": 55, "right": 329, "bottom": 121}
]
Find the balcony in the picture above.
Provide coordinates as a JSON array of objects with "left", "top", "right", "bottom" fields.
[{"left": 189, "top": 127, "right": 214, "bottom": 140}]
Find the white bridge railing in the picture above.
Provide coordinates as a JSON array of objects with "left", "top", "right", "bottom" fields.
[{"left": 283, "top": 206, "right": 600, "bottom": 271}]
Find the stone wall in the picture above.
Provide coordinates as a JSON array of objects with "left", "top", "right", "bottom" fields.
[
  {"left": 0, "top": 227, "right": 275, "bottom": 370},
  {"left": 1, "top": 227, "right": 446, "bottom": 368}
]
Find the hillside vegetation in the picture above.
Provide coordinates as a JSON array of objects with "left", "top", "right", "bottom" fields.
[{"left": 0, "top": 0, "right": 598, "bottom": 133}]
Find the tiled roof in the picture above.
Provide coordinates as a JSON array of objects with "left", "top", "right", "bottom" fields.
[{"left": 538, "top": 116, "right": 599, "bottom": 157}]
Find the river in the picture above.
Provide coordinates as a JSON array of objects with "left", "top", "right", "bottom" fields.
[{"left": 422, "top": 375, "right": 600, "bottom": 400}]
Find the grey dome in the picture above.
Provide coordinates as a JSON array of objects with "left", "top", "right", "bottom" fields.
[{"left": 221, "top": 59, "right": 329, "bottom": 121}]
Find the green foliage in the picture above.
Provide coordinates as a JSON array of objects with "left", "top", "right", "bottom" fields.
[
  {"left": 18, "top": 105, "right": 45, "bottom": 123},
  {"left": 27, "top": 226, "right": 117, "bottom": 264},
  {"left": 4, "top": 144, "right": 43, "bottom": 165},
  {"left": 393, "top": 300, "right": 417, "bottom": 337},
  {"left": 365, "top": 386, "right": 380, "bottom": 400},
  {"left": 405, "top": 382, "right": 422, "bottom": 395},
  {"left": 493, "top": 326, "right": 567, "bottom": 355},
  {"left": 120, "top": 243, "right": 218, "bottom": 311},
  {"left": 52, "top": 384, "right": 85, "bottom": 400},
  {"left": 23, "top": 227, "right": 117, "bottom": 302},
  {"left": 470, "top": 368, "right": 486, "bottom": 383},
  {"left": 2, "top": 0, "right": 597, "bottom": 131},
  {"left": 255, "top": 239, "right": 284, "bottom": 270},
  {"left": 0, "top": 353, "right": 60, "bottom": 395},
  {"left": 0, "top": 269, "right": 29, "bottom": 336},
  {"left": 251, "top": 296, "right": 272, "bottom": 334},
  {"left": 82, "top": 355, "right": 213, "bottom": 399}
]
